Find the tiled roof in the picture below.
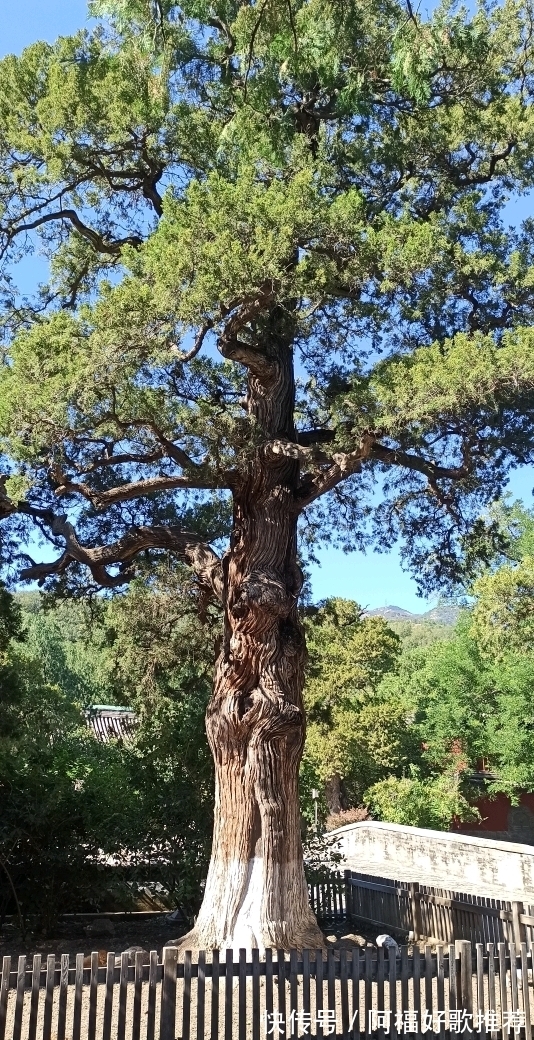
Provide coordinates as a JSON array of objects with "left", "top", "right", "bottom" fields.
[{"left": 84, "top": 705, "right": 137, "bottom": 743}]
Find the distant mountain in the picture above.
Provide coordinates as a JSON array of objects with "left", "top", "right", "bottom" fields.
[{"left": 364, "top": 604, "right": 460, "bottom": 626}]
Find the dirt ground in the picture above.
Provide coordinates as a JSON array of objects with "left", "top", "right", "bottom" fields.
[
  {"left": 0, "top": 916, "right": 382, "bottom": 964},
  {"left": 0, "top": 914, "right": 190, "bottom": 962}
]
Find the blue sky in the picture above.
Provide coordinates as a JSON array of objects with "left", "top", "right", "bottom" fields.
[{"left": 2, "top": 1, "right": 534, "bottom": 612}]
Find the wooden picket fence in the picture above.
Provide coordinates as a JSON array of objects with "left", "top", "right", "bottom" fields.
[
  {"left": 314, "top": 870, "right": 534, "bottom": 947},
  {"left": 1, "top": 941, "right": 533, "bottom": 1040}
]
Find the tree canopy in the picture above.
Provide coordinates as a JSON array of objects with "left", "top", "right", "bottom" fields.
[{"left": 1, "top": 0, "right": 534, "bottom": 590}]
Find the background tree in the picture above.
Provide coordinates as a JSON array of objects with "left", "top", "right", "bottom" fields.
[
  {"left": 0, "top": 584, "right": 136, "bottom": 935},
  {"left": 1, "top": 573, "right": 217, "bottom": 934},
  {"left": 2, "top": 0, "right": 534, "bottom": 949},
  {"left": 302, "top": 598, "right": 414, "bottom": 814}
]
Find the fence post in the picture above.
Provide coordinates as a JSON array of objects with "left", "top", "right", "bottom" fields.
[
  {"left": 457, "top": 941, "right": 473, "bottom": 1017},
  {"left": 409, "top": 882, "right": 422, "bottom": 941},
  {"left": 512, "top": 902, "right": 526, "bottom": 949},
  {"left": 160, "top": 946, "right": 178, "bottom": 1040},
  {"left": 344, "top": 870, "right": 353, "bottom": 922}
]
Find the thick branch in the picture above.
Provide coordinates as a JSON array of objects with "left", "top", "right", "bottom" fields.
[
  {"left": 6, "top": 209, "right": 143, "bottom": 255},
  {"left": 80, "top": 449, "right": 166, "bottom": 473},
  {"left": 217, "top": 282, "right": 279, "bottom": 383},
  {"left": 170, "top": 321, "right": 214, "bottom": 363},
  {"left": 51, "top": 469, "right": 222, "bottom": 509},
  {"left": 296, "top": 429, "right": 335, "bottom": 447},
  {"left": 17, "top": 504, "right": 223, "bottom": 598},
  {"left": 369, "top": 443, "right": 469, "bottom": 481},
  {"left": 219, "top": 338, "right": 276, "bottom": 382},
  {"left": 263, "top": 438, "right": 332, "bottom": 466},
  {"left": 296, "top": 434, "right": 470, "bottom": 508}
]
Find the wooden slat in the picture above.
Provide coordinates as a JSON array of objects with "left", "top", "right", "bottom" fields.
[
  {"left": 265, "top": 949, "right": 273, "bottom": 1038},
  {"left": 477, "top": 943, "right": 486, "bottom": 1040},
  {"left": 88, "top": 952, "right": 98, "bottom": 1040},
  {"left": 103, "top": 952, "right": 115, "bottom": 1040},
  {"left": 0, "top": 957, "right": 10, "bottom": 1040},
  {"left": 12, "top": 955, "right": 25, "bottom": 1040},
  {"left": 252, "top": 948, "right": 260, "bottom": 1040},
  {"left": 388, "top": 949, "right": 397, "bottom": 1040},
  {"left": 509, "top": 940, "right": 519, "bottom": 1021},
  {"left": 72, "top": 953, "right": 84, "bottom": 1040},
  {"left": 400, "top": 946, "right": 408, "bottom": 1018},
  {"left": 182, "top": 950, "right": 192, "bottom": 1040},
  {"left": 334, "top": 876, "right": 340, "bottom": 920},
  {"left": 459, "top": 941, "right": 473, "bottom": 1018},
  {"left": 132, "top": 950, "right": 143, "bottom": 1040},
  {"left": 211, "top": 950, "right": 220, "bottom": 1040},
  {"left": 316, "top": 950, "right": 324, "bottom": 1040},
  {"left": 43, "top": 954, "right": 56, "bottom": 1040},
  {"left": 486, "top": 943, "right": 498, "bottom": 1040},
  {"left": 424, "top": 945, "right": 432, "bottom": 1029},
  {"left": 521, "top": 943, "right": 531, "bottom": 1040},
  {"left": 146, "top": 951, "right": 158, "bottom": 1040},
  {"left": 57, "top": 953, "right": 69, "bottom": 1040},
  {"left": 224, "top": 949, "right": 233, "bottom": 1040},
  {"left": 412, "top": 946, "right": 421, "bottom": 1040},
  {"left": 277, "top": 950, "right": 286, "bottom": 1040},
  {"left": 302, "top": 949, "right": 311, "bottom": 1037},
  {"left": 364, "top": 947, "right": 372, "bottom": 1040},
  {"left": 238, "top": 949, "right": 246, "bottom": 1040},
  {"left": 28, "top": 954, "right": 41, "bottom": 1040},
  {"left": 160, "top": 946, "right": 177, "bottom": 1040},
  {"left": 328, "top": 947, "right": 336, "bottom": 1032},
  {"left": 498, "top": 942, "right": 508, "bottom": 1026},
  {"left": 351, "top": 949, "right": 360, "bottom": 1040},
  {"left": 340, "top": 948, "right": 349, "bottom": 1040},
  {"left": 117, "top": 951, "right": 128, "bottom": 1040},
  {"left": 449, "top": 944, "right": 457, "bottom": 1015},
  {"left": 289, "top": 950, "right": 298, "bottom": 1038},
  {"left": 436, "top": 946, "right": 445, "bottom": 1040},
  {"left": 377, "top": 947, "right": 385, "bottom": 1040},
  {"left": 197, "top": 949, "right": 206, "bottom": 1040}
]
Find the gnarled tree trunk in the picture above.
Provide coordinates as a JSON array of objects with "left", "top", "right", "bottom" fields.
[{"left": 176, "top": 326, "right": 324, "bottom": 953}]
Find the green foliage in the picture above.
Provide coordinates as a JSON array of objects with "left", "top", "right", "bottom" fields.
[
  {"left": 0, "top": 588, "right": 136, "bottom": 933},
  {"left": 365, "top": 768, "right": 479, "bottom": 830},
  {"left": 302, "top": 525, "right": 534, "bottom": 828},
  {"left": 1, "top": 0, "right": 534, "bottom": 593},
  {"left": 389, "top": 619, "right": 454, "bottom": 649},
  {"left": 301, "top": 599, "right": 418, "bottom": 810},
  {"left": 0, "top": 572, "right": 217, "bottom": 932},
  {"left": 16, "top": 594, "right": 117, "bottom": 707}
]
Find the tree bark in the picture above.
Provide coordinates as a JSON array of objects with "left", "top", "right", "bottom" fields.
[
  {"left": 174, "top": 322, "right": 324, "bottom": 953},
  {"left": 325, "top": 774, "right": 343, "bottom": 816}
]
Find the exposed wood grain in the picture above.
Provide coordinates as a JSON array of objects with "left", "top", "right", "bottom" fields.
[
  {"left": 28, "top": 954, "right": 41, "bottom": 1040},
  {"left": 132, "top": 950, "right": 143, "bottom": 1040},
  {"left": 43, "top": 954, "right": 55, "bottom": 1040},
  {"left": 57, "top": 954, "right": 69, "bottom": 1040},
  {"left": 182, "top": 949, "right": 192, "bottom": 1040},
  {"left": 0, "top": 957, "right": 10, "bottom": 1040},
  {"left": 12, "top": 956, "right": 25, "bottom": 1040},
  {"left": 103, "top": 952, "right": 114, "bottom": 1040},
  {"left": 211, "top": 949, "right": 220, "bottom": 1040},
  {"left": 72, "top": 953, "right": 84, "bottom": 1040},
  {"left": 146, "top": 951, "right": 158, "bottom": 1040}
]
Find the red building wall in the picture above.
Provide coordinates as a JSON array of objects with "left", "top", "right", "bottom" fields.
[{"left": 453, "top": 790, "right": 534, "bottom": 843}]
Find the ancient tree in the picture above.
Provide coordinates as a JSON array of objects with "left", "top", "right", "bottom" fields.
[{"left": 2, "top": 0, "right": 534, "bottom": 949}]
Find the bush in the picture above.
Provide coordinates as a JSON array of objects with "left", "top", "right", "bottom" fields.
[
  {"left": 325, "top": 806, "right": 370, "bottom": 831},
  {"left": 364, "top": 768, "right": 479, "bottom": 831}
]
